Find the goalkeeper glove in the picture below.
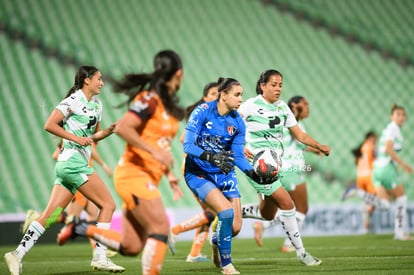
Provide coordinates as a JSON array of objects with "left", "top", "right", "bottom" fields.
[
  {"left": 200, "top": 151, "right": 234, "bottom": 174},
  {"left": 246, "top": 169, "right": 279, "bottom": 185}
]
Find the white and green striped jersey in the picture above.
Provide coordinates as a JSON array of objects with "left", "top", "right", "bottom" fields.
[
  {"left": 374, "top": 121, "right": 403, "bottom": 168},
  {"left": 282, "top": 121, "right": 306, "bottom": 170},
  {"left": 238, "top": 95, "right": 297, "bottom": 156},
  {"left": 55, "top": 89, "right": 102, "bottom": 163}
]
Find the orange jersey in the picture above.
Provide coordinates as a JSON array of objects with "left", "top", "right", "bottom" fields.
[
  {"left": 356, "top": 141, "right": 376, "bottom": 194},
  {"left": 356, "top": 141, "right": 375, "bottom": 177},
  {"left": 116, "top": 91, "right": 180, "bottom": 184}
]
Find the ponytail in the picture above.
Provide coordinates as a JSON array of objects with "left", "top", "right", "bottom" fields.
[{"left": 113, "top": 50, "right": 184, "bottom": 120}]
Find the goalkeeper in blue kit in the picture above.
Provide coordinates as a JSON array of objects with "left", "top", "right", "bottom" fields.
[{"left": 182, "top": 77, "right": 276, "bottom": 274}]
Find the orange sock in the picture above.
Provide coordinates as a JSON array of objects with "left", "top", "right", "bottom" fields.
[
  {"left": 86, "top": 226, "right": 122, "bottom": 251},
  {"left": 171, "top": 212, "right": 209, "bottom": 235},
  {"left": 142, "top": 237, "right": 167, "bottom": 275},
  {"left": 189, "top": 224, "right": 209, "bottom": 257}
]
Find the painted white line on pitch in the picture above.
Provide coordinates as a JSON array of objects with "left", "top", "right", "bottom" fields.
[{"left": 26, "top": 255, "right": 414, "bottom": 266}]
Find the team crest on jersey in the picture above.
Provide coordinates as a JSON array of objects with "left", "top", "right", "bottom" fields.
[{"left": 227, "top": 125, "right": 237, "bottom": 136}]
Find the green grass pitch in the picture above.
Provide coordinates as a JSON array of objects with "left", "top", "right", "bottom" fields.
[{"left": 1, "top": 234, "right": 413, "bottom": 274}]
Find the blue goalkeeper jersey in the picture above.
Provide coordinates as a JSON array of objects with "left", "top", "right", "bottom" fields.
[{"left": 183, "top": 100, "right": 252, "bottom": 174}]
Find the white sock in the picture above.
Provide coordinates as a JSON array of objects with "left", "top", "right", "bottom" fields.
[
  {"left": 15, "top": 221, "right": 45, "bottom": 260},
  {"left": 394, "top": 195, "right": 407, "bottom": 238},
  {"left": 356, "top": 190, "right": 389, "bottom": 209},
  {"left": 94, "top": 222, "right": 111, "bottom": 258},
  {"left": 242, "top": 203, "right": 262, "bottom": 219},
  {"left": 283, "top": 211, "right": 306, "bottom": 247},
  {"left": 278, "top": 208, "right": 305, "bottom": 256}
]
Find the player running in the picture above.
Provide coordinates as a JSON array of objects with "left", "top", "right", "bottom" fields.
[
  {"left": 4, "top": 66, "right": 123, "bottom": 274},
  {"left": 240, "top": 69, "right": 329, "bottom": 266}
]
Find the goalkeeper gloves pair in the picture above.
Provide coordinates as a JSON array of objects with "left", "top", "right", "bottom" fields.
[{"left": 199, "top": 150, "right": 279, "bottom": 185}]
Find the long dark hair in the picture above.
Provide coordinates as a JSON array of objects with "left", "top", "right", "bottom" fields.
[
  {"left": 256, "top": 69, "right": 283, "bottom": 95},
  {"left": 185, "top": 81, "right": 218, "bottom": 121},
  {"left": 288, "top": 95, "right": 304, "bottom": 120},
  {"left": 65, "top": 66, "right": 99, "bottom": 98},
  {"left": 351, "top": 131, "right": 376, "bottom": 161},
  {"left": 113, "top": 50, "right": 184, "bottom": 120}
]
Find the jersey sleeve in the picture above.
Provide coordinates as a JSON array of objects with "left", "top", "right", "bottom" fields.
[
  {"left": 55, "top": 94, "right": 77, "bottom": 118},
  {"left": 284, "top": 102, "right": 297, "bottom": 128},
  {"left": 183, "top": 104, "right": 207, "bottom": 157},
  {"left": 128, "top": 93, "right": 157, "bottom": 122},
  {"left": 232, "top": 116, "right": 253, "bottom": 173},
  {"left": 384, "top": 123, "right": 398, "bottom": 142}
]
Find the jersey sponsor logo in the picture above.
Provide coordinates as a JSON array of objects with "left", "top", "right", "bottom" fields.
[
  {"left": 86, "top": 115, "right": 98, "bottom": 129},
  {"left": 205, "top": 121, "right": 213, "bottom": 129},
  {"left": 193, "top": 105, "right": 206, "bottom": 116},
  {"left": 268, "top": 116, "right": 282, "bottom": 128},
  {"left": 227, "top": 125, "right": 237, "bottom": 136},
  {"left": 199, "top": 135, "right": 223, "bottom": 151},
  {"left": 188, "top": 118, "right": 199, "bottom": 129}
]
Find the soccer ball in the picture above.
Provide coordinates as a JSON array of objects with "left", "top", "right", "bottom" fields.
[{"left": 253, "top": 148, "right": 281, "bottom": 178}]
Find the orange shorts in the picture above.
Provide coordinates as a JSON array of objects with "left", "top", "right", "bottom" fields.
[
  {"left": 72, "top": 191, "right": 88, "bottom": 208},
  {"left": 356, "top": 175, "right": 376, "bottom": 194},
  {"left": 114, "top": 164, "right": 161, "bottom": 211}
]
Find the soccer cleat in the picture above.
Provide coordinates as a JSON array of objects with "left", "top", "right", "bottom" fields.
[
  {"left": 186, "top": 254, "right": 210, "bottom": 263},
  {"left": 341, "top": 184, "right": 357, "bottom": 201},
  {"left": 167, "top": 228, "right": 177, "bottom": 255},
  {"left": 56, "top": 216, "right": 79, "bottom": 246},
  {"left": 209, "top": 234, "right": 221, "bottom": 268},
  {"left": 90, "top": 254, "right": 125, "bottom": 273},
  {"left": 221, "top": 263, "right": 240, "bottom": 274},
  {"left": 298, "top": 251, "right": 322, "bottom": 266},
  {"left": 4, "top": 251, "right": 22, "bottom": 275},
  {"left": 253, "top": 221, "right": 263, "bottom": 247},
  {"left": 21, "top": 209, "right": 40, "bottom": 234},
  {"left": 280, "top": 244, "right": 296, "bottom": 253},
  {"left": 394, "top": 234, "right": 413, "bottom": 241}
]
